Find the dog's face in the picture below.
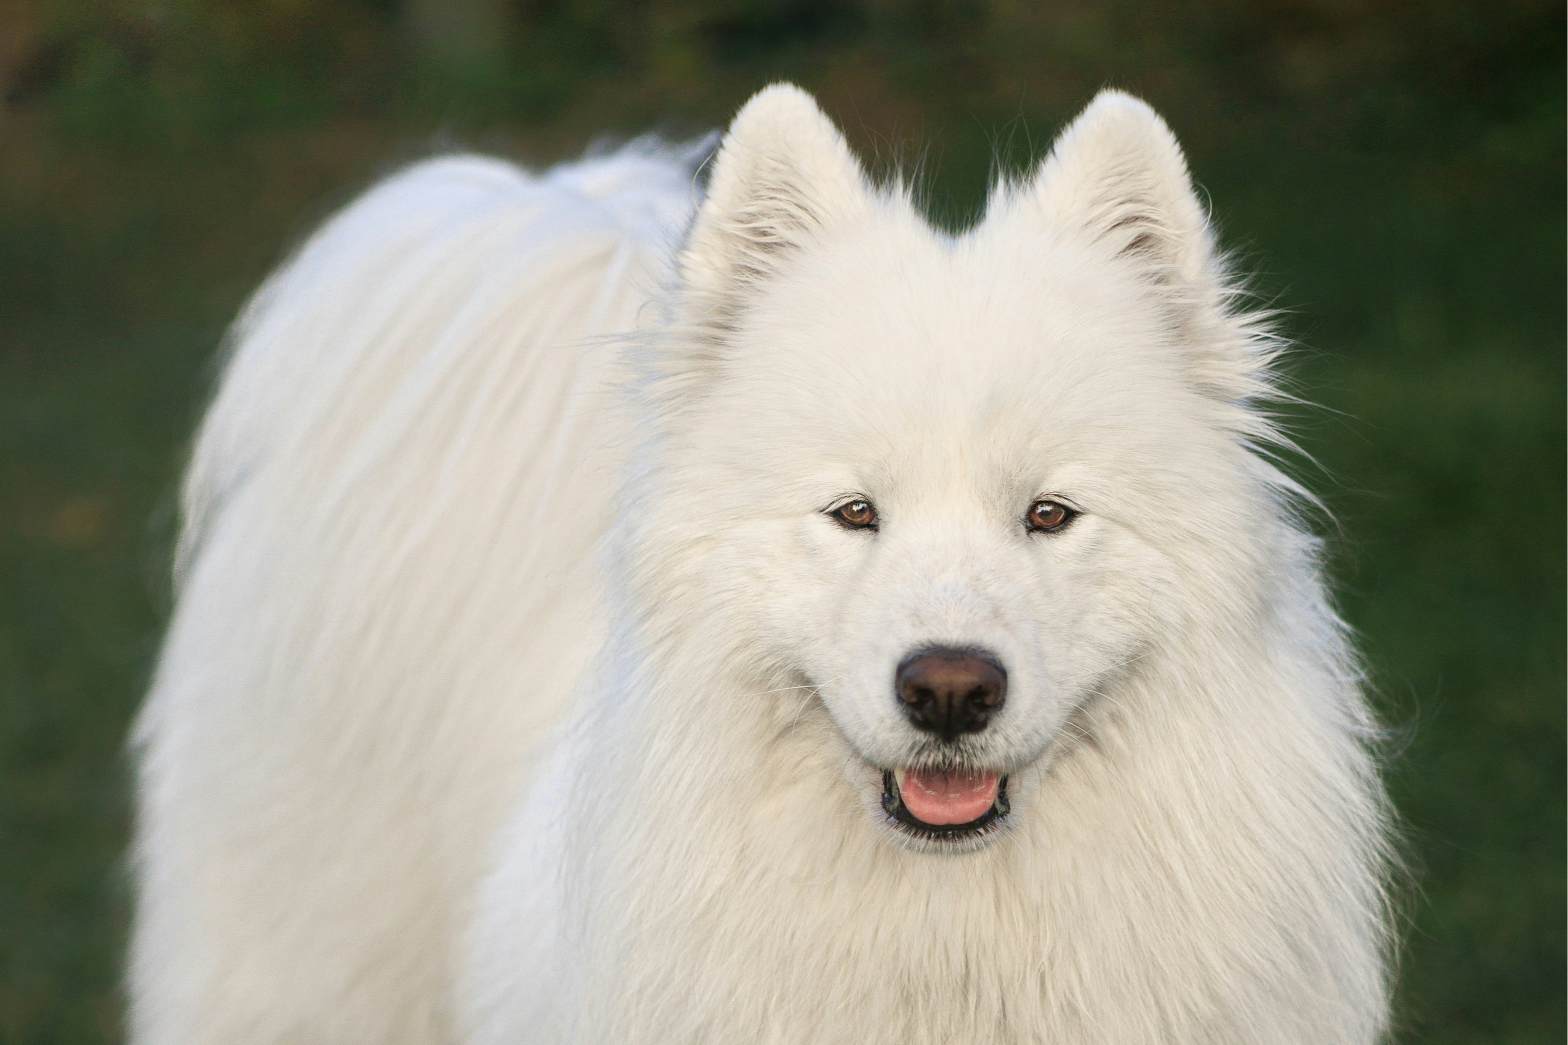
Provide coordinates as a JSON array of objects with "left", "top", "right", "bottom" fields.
[{"left": 648, "top": 86, "right": 1271, "bottom": 849}]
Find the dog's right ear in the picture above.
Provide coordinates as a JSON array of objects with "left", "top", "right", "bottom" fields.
[{"left": 678, "top": 84, "right": 870, "bottom": 342}]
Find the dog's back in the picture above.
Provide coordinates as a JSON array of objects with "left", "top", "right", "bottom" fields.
[{"left": 129, "top": 145, "right": 696, "bottom": 1042}]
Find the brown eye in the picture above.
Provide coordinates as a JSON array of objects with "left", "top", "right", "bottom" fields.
[
  {"left": 830, "top": 498, "right": 878, "bottom": 531},
  {"left": 1026, "top": 499, "right": 1077, "bottom": 533}
]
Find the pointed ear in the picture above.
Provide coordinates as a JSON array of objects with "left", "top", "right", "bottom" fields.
[
  {"left": 1033, "top": 90, "right": 1218, "bottom": 289},
  {"left": 679, "top": 84, "right": 870, "bottom": 335},
  {"left": 1033, "top": 91, "right": 1275, "bottom": 404}
]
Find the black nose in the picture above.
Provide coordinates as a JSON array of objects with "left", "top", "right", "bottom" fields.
[{"left": 895, "top": 647, "right": 1007, "bottom": 741}]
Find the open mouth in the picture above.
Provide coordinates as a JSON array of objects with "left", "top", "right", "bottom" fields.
[{"left": 880, "top": 767, "right": 1010, "bottom": 842}]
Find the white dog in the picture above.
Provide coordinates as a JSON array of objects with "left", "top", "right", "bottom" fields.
[{"left": 129, "top": 85, "right": 1396, "bottom": 1043}]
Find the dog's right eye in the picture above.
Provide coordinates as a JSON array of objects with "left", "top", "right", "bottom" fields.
[
  {"left": 828, "top": 499, "right": 878, "bottom": 531},
  {"left": 1025, "top": 498, "right": 1079, "bottom": 534}
]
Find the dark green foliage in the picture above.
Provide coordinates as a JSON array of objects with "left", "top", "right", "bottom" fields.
[{"left": 1, "top": 2, "right": 1561, "bottom": 1040}]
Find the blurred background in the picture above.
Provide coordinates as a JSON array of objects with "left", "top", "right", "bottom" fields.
[{"left": 2, "top": 0, "right": 1562, "bottom": 1040}]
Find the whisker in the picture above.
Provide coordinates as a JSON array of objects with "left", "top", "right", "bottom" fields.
[{"left": 755, "top": 682, "right": 829, "bottom": 696}]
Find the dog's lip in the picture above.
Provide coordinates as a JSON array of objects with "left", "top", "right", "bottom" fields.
[{"left": 880, "top": 768, "right": 1010, "bottom": 840}]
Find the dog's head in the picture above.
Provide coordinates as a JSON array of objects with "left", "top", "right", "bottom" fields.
[{"left": 635, "top": 85, "right": 1286, "bottom": 849}]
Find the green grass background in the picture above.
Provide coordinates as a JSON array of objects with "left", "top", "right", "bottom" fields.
[{"left": 2, "top": 1, "right": 1562, "bottom": 1040}]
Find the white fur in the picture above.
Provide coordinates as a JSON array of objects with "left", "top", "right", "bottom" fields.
[{"left": 131, "top": 85, "right": 1395, "bottom": 1043}]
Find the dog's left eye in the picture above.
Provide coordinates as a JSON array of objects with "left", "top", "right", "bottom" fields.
[
  {"left": 1025, "top": 499, "right": 1078, "bottom": 534},
  {"left": 828, "top": 498, "right": 878, "bottom": 531}
]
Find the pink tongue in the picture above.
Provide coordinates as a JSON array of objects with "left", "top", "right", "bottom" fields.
[{"left": 899, "top": 769, "right": 1000, "bottom": 826}]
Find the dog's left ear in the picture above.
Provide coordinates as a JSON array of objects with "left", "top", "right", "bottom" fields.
[
  {"left": 1033, "top": 91, "right": 1267, "bottom": 400},
  {"left": 1032, "top": 90, "right": 1218, "bottom": 288}
]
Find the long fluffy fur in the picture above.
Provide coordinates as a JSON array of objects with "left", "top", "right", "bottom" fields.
[
  {"left": 131, "top": 86, "right": 1395, "bottom": 1043},
  {"left": 129, "top": 144, "right": 699, "bottom": 1041}
]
